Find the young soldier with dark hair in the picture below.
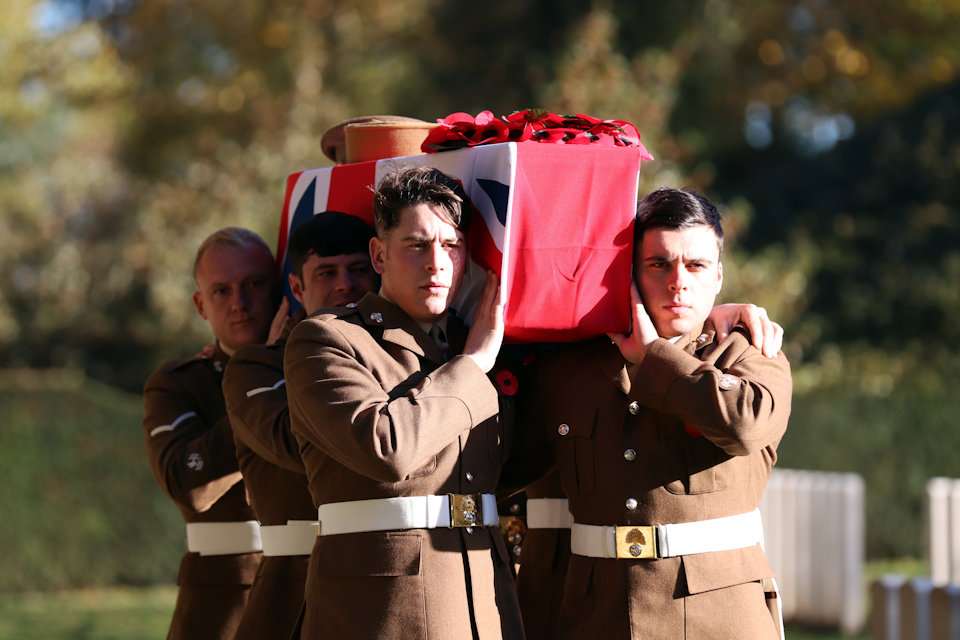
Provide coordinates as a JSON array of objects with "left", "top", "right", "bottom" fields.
[
  {"left": 222, "top": 211, "right": 379, "bottom": 640},
  {"left": 520, "top": 188, "right": 791, "bottom": 639},
  {"left": 285, "top": 166, "right": 523, "bottom": 639}
]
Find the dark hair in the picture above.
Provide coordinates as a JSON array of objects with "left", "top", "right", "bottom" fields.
[
  {"left": 372, "top": 166, "right": 469, "bottom": 237},
  {"left": 287, "top": 211, "right": 375, "bottom": 278},
  {"left": 634, "top": 187, "right": 724, "bottom": 254}
]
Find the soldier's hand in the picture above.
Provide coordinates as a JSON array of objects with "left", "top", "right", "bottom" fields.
[
  {"left": 463, "top": 270, "right": 504, "bottom": 373},
  {"left": 608, "top": 283, "right": 658, "bottom": 364},
  {"left": 709, "top": 303, "right": 783, "bottom": 357}
]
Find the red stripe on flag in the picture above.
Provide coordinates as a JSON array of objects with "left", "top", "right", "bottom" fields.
[
  {"left": 327, "top": 162, "right": 378, "bottom": 225},
  {"left": 276, "top": 170, "right": 304, "bottom": 269}
]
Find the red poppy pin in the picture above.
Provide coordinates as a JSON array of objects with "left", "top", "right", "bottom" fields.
[
  {"left": 684, "top": 424, "right": 703, "bottom": 437},
  {"left": 496, "top": 370, "right": 519, "bottom": 396}
]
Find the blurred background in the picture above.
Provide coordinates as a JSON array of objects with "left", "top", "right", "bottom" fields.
[{"left": 2, "top": 0, "right": 960, "bottom": 637}]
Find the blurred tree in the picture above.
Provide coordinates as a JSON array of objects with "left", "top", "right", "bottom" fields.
[{"left": 3, "top": 0, "right": 959, "bottom": 398}]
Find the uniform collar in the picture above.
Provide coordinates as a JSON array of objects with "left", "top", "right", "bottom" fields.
[{"left": 352, "top": 293, "right": 452, "bottom": 364}]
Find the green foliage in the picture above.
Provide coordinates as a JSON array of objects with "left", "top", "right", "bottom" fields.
[
  {"left": 782, "top": 365, "right": 960, "bottom": 559},
  {"left": 0, "top": 370, "right": 183, "bottom": 593},
  {"left": 0, "top": 586, "right": 175, "bottom": 640}
]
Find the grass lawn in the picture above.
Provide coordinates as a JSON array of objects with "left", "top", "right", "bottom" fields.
[
  {"left": 0, "top": 583, "right": 873, "bottom": 639},
  {"left": 0, "top": 586, "right": 176, "bottom": 640}
]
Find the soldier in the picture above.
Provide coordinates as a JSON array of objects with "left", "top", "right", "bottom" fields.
[
  {"left": 284, "top": 166, "right": 523, "bottom": 639},
  {"left": 142, "top": 227, "right": 279, "bottom": 639},
  {"left": 521, "top": 188, "right": 791, "bottom": 639},
  {"left": 222, "top": 212, "right": 379, "bottom": 640}
]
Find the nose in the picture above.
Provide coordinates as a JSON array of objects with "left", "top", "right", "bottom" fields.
[
  {"left": 231, "top": 285, "right": 252, "bottom": 311},
  {"left": 424, "top": 241, "right": 448, "bottom": 274},
  {"left": 334, "top": 270, "right": 355, "bottom": 292},
  {"left": 667, "top": 266, "right": 688, "bottom": 292}
]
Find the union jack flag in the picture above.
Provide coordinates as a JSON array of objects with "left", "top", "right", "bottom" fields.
[{"left": 276, "top": 142, "right": 645, "bottom": 343}]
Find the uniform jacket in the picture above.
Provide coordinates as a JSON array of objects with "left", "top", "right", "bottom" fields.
[
  {"left": 284, "top": 293, "right": 523, "bottom": 640},
  {"left": 142, "top": 344, "right": 261, "bottom": 640},
  {"left": 222, "top": 341, "right": 316, "bottom": 640},
  {"left": 523, "top": 326, "right": 792, "bottom": 640}
]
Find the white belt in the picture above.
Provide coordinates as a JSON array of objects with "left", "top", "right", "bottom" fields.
[
  {"left": 571, "top": 509, "right": 764, "bottom": 560},
  {"left": 318, "top": 494, "right": 499, "bottom": 536},
  {"left": 526, "top": 498, "right": 573, "bottom": 529},
  {"left": 186, "top": 521, "right": 262, "bottom": 556},
  {"left": 260, "top": 520, "right": 319, "bottom": 556}
]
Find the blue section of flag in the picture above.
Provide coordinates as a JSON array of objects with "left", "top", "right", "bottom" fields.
[
  {"left": 280, "top": 176, "right": 317, "bottom": 312},
  {"left": 477, "top": 178, "right": 510, "bottom": 227}
]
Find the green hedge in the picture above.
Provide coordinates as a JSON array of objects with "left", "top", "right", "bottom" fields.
[
  {"left": 0, "top": 369, "right": 182, "bottom": 593},
  {"left": 781, "top": 380, "right": 960, "bottom": 559}
]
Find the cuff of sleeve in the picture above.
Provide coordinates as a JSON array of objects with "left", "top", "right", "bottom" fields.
[
  {"left": 629, "top": 338, "right": 703, "bottom": 409},
  {"left": 427, "top": 355, "right": 500, "bottom": 425}
]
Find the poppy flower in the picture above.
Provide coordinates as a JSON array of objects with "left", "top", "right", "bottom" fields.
[
  {"left": 684, "top": 424, "right": 703, "bottom": 437},
  {"left": 495, "top": 370, "right": 519, "bottom": 396},
  {"left": 421, "top": 109, "right": 653, "bottom": 157}
]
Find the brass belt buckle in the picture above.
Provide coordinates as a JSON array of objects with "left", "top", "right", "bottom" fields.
[
  {"left": 615, "top": 525, "right": 660, "bottom": 559},
  {"left": 449, "top": 493, "right": 482, "bottom": 528}
]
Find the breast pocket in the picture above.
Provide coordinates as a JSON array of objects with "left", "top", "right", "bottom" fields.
[
  {"left": 664, "top": 430, "right": 733, "bottom": 495},
  {"left": 546, "top": 405, "right": 598, "bottom": 496}
]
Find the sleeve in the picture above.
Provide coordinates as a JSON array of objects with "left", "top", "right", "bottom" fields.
[
  {"left": 142, "top": 363, "right": 243, "bottom": 514},
  {"left": 284, "top": 318, "right": 500, "bottom": 483},
  {"left": 222, "top": 345, "right": 305, "bottom": 473},
  {"left": 629, "top": 330, "right": 792, "bottom": 456}
]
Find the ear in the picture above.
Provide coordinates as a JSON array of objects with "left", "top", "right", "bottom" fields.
[
  {"left": 716, "top": 261, "right": 723, "bottom": 295},
  {"left": 192, "top": 291, "right": 207, "bottom": 319},
  {"left": 289, "top": 273, "right": 306, "bottom": 306},
  {"left": 370, "top": 236, "right": 386, "bottom": 275}
]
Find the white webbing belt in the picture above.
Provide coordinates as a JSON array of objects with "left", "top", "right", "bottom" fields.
[
  {"left": 186, "top": 521, "right": 262, "bottom": 556},
  {"left": 571, "top": 509, "right": 764, "bottom": 559},
  {"left": 318, "top": 494, "right": 499, "bottom": 536},
  {"left": 526, "top": 498, "right": 574, "bottom": 529},
  {"left": 260, "top": 520, "right": 319, "bottom": 556}
]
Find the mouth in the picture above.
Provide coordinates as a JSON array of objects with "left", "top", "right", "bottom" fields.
[
  {"left": 663, "top": 303, "right": 691, "bottom": 315},
  {"left": 421, "top": 282, "right": 449, "bottom": 294}
]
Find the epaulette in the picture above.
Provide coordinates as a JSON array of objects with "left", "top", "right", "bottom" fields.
[
  {"left": 164, "top": 352, "right": 223, "bottom": 375},
  {"left": 307, "top": 305, "right": 362, "bottom": 324}
]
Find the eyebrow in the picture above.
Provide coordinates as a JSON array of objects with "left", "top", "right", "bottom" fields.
[{"left": 643, "top": 254, "right": 715, "bottom": 264}]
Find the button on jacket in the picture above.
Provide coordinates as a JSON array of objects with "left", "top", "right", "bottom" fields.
[
  {"left": 223, "top": 341, "right": 316, "bottom": 640},
  {"left": 523, "top": 326, "right": 792, "bottom": 640},
  {"left": 284, "top": 293, "right": 523, "bottom": 640},
  {"left": 142, "top": 345, "right": 261, "bottom": 640}
]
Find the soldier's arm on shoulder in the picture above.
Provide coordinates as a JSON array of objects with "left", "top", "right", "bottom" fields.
[
  {"left": 629, "top": 329, "right": 792, "bottom": 456},
  {"left": 223, "top": 345, "right": 304, "bottom": 472},
  {"left": 142, "top": 360, "right": 243, "bottom": 514},
  {"left": 285, "top": 315, "right": 499, "bottom": 483}
]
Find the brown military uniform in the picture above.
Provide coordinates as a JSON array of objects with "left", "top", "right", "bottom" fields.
[
  {"left": 515, "top": 471, "right": 570, "bottom": 640},
  {"left": 223, "top": 341, "right": 317, "bottom": 640},
  {"left": 142, "top": 345, "right": 261, "bottom": 640},
  {"left": 285, "top": 293, "right": 524, "bottom": 640},
  {"left": 523, "top": 327, "right": 791, "bottom": 640}
]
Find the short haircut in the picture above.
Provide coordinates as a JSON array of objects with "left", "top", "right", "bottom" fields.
[
  {"left": 634, "top": 188, "right": 724, "bottom": 254},
  {"left": 372, "top": 166, "right": 469, "bottom": 237},
  {"left": 287, "top": 211, "right": 376, "bottom": 278},
  {"left": 193, "top": 227, "right": 274, "bottom": 282}
]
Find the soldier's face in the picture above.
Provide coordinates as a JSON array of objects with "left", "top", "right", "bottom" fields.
[
  {"left": 192, "top": 243, "right": 278, "bottom": 352},
  {"left": 369, "top": 203, "right": 466, "bottom": 325},
  {"left": 290, "top": 252, "right": 378, "bottom": 315},
  {"left": 635, "top": 224, "right": 723, "bottom": 339}
]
